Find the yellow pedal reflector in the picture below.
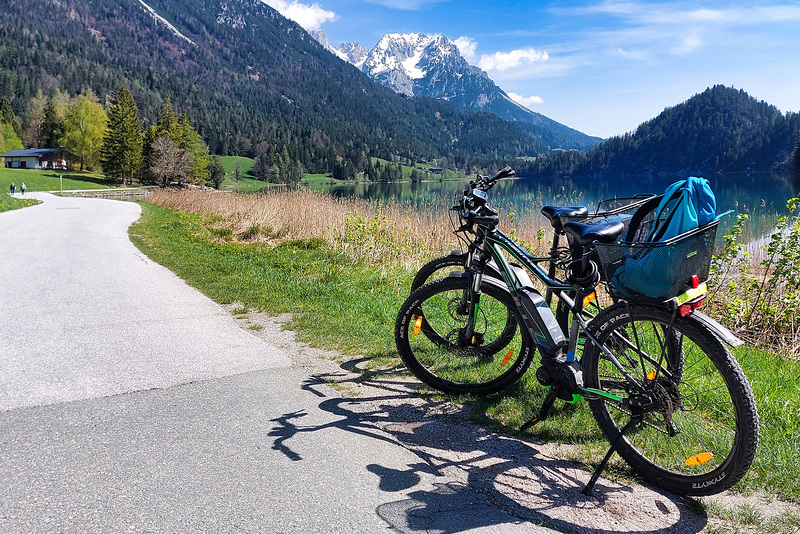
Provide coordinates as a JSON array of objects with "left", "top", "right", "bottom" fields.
[
  {"left": 647, "top": 370, "right": 657, "bottom": 381},
  {"left": 685, "top": 452, "right": 714, "bottom": 466},
  {"left": 500, "top": 348, "right": 514, "bottom": 367},
  {"left": 582, "top": 292, "right": 597, "bottom": 306},
  {"left": 413, "top": 316, "right": 422, "bottom": 337}
]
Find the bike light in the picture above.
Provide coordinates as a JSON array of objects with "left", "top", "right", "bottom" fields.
[{"left": 691, "top": 275, "right": 700, "bottom": 289}]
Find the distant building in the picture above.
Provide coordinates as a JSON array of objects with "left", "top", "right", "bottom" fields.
[{"left": 0, "top": 148, "right": 71, "bottom": 169}]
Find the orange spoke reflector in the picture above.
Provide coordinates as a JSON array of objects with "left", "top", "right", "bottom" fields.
[
  {"left": 647, "top": 370, "right": 657, "bottom": 380},
  {"left": 413, "top": 316, "right": 422, "bottom": 337},
  {"left": 582, "top": 292, "right": 597, "bottom": 306},
  {"left": 501, "top": 348, "right": 514, "bottom": 367},
  {"left": 685, "top": 452, "right": 714, "bottom": 466}
]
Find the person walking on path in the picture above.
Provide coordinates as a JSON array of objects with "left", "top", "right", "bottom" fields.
[
  {"left": 9, "top": 182, "right": 14, "bottom": 194},
  {"left": 20, "top": 183, "right": 25, "bottom": 195}
]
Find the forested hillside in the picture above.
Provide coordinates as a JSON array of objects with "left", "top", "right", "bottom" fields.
[
  {"left": 520, "top": 86, "right": 800, "bottom": 177},
  {"left": 0, "top": 0, "right": 543, "bottom": 175}
]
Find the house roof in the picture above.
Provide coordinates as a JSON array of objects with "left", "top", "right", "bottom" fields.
[{"left": 0, "top": 148, "right": 58, "bottom": 158}]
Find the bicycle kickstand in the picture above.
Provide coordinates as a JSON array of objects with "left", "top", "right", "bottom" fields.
[
  {"left": 520, "top": 386, "right": 559, "bottom": 432},
  {"left": 581, "top": 413, "right": 642, "bottom": 495}
]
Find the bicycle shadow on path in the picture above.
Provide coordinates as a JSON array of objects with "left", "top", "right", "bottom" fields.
[{"left": 268, "top": 360, "right": 708, "bottom": 534}]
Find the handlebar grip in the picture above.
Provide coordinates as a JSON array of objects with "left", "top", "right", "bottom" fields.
[
  {"left": 490, "top": 166, "right": 515, "bottom": 181},
  {"left": 473, "top": 166, "right": 515, "bottom": 191}
]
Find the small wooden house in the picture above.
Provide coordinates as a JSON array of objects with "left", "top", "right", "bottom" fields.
[{"left": 0, "top": 148, "right": 70, "bottom": 169}]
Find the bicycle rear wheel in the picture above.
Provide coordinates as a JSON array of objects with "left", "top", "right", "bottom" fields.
[
  {"left": 582, "top": 303, "right": 758, "bottom": 495},
  {"left": 395, "top": 276, "right": 534, "bottom": 395}
]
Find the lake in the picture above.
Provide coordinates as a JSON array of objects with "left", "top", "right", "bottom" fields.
[{"left": 316, "top": 172, "right": 799, "bottom": 242}]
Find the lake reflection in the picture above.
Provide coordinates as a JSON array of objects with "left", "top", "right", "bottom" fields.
[{"left": 315, "top": 172, "right": 799, "bottom": 239}]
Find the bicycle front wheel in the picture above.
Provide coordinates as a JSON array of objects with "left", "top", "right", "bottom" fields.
[
  {"left": 395, "top": 276, "right": 534, "bottom": 395},
  {"left": 582, "top": 303, "right": 758, "bottom": 496},
  {"left": 410, "top": 253, "right": 468, "bottom": 293}
]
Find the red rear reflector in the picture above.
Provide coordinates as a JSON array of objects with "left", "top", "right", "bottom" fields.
[
  {"left": 679, "top": 304, "right": 692, "bottom": 317},
  {"left": 691, "top": 275, "right": 700, "bottom": 289},
  {"left": 692, "top": 299, "right": 703, "bottom": 310}
]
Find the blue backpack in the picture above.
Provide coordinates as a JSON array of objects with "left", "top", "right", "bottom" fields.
[
  {"left": 640, "top": 176, "right": 717, "bottom": 242},
  {"left": 611, "top": 177, "right": 720, "bottom": 299}
]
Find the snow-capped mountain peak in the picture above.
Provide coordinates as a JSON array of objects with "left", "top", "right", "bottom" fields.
[
  {"left": 337, "top": 41, "right": 368, "bottom": 67},
  {"left": 309, "top": 30, "right": 602, "bottom": 151}
]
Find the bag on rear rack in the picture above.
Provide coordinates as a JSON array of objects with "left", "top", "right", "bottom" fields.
[{"left": 595, "top": 177, "right": 721, "bottom": 300}]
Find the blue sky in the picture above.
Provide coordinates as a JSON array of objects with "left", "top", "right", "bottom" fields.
[{"left": 264, "top": 0, "right": 800, "bottom": 139}]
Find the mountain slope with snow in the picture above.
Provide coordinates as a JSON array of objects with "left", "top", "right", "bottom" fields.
[{"left": 312, "top": 31, "right": 601, "bottom": 151}]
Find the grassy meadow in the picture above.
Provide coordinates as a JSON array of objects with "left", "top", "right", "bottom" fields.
[{"left": 135, "top": 188, "right": 800, "bottom": 519}]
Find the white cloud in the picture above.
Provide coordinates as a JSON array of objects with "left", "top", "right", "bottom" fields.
[
  {"left": 478, "top": 48, "right": 549, "bottom": 72},
  {"left": 263, "top": 0, "right": 336, "bottom": 30},
  {"left": 508, "top": 92, "right": 544, "bottom": 108},
  {"left": 453, "top": 36, "right": 478, "bottom": 61},
  {"left": 671, "top": 33, "right": 702, "bottom": 55}
]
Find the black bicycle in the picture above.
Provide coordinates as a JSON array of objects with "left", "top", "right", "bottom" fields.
[{"left": 394, "top": 168, "right": 758, "bottom": 496}]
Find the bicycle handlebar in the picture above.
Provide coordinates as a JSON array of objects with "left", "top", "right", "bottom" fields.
[
  {"left": 454, "top": 167, "right": 515, "bottom": 230},
  {"left": 470, "top": 166, "right": 515, "bottom": 192}
]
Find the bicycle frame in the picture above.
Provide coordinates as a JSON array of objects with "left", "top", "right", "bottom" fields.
[{"left": 463, "top": 220, "right": 652, "bottom": 400}]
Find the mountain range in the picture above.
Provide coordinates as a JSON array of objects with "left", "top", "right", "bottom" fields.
[
  {"left": 517, "top": 85, "right": 800, "bottom": 177},
  {"left": 311, "top": 30, "right": 601, "bottom": 151},
  {"left": 0, "top": 0, "right": 796, "bottom": 177},
  {"left": 0, "top": 0, "right": 546, "bottom": 172}
]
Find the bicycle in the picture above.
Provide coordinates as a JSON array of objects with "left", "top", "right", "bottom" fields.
[
  {"left": 409, "top": 169, "right": 653, "bottom": 333},
  {"left": 394, "top": 169, "right": 758, "bottom": 496}
]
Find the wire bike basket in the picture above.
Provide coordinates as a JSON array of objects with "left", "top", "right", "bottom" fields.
[{"left": 593, "top": 219, "right": 720, "bottom": 301}]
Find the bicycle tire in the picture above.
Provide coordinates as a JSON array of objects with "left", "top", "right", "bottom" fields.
[
  {"left": 395, "top": 276, "right": 534, "bottom": 395},
  {"left": 410, "top": 253, "right": 468, "bottom": 293},
  {"left": 582, "top": 303, "right": 758, "bottom": 495}
]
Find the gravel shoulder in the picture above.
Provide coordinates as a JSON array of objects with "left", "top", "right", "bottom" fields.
[{"left": 229, "top": 305, "right": 800, "bottom": 534}]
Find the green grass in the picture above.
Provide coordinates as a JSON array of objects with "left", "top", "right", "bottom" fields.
[
  {"left": 1, "top": 167, "right": 117, "bottom": 212},
  {"left": 129, "top": 203, "right": 408, "bottom": 359},
  {"left": 129, "top": 201, "right": 800, "bottom": 506},
  {"left": 219, "top": 156, "right": 254, "bottom": 177},
  {"left": 0, "top": 167, "right": 112, "bottom": 194},
  {"left": 0, "top": 191, "right": 37, "bottom": 212}
]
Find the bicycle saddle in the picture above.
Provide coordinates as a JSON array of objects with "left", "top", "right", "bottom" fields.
[
  {"left": 562, "top": 219, "right": 626, "bottom": 248},
  {"left": 541, "top": 206, "right": 588, "bottom": 231}
]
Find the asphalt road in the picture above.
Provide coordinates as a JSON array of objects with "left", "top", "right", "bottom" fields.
[{"left": 0, "top": 193, "right": 554, "bottom": 533}]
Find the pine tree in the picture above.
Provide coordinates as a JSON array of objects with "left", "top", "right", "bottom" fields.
[
  {"left": 179, "top": 112, "right": 209, "bottom": 184},
  {"left": 101, "top": 87, "right": 143, "bottom": 185},
  {"left": 157, "top": 97, "right": 182, "bottom": 142},
  {"left": 39, "top": 99, "right": 64, "bottom": 148},
  {"left": 1, "top": 96, "right": 22, "bottom": 138},
  {"left": 207, "top": 155, "right": 226, "bottom": 190}
]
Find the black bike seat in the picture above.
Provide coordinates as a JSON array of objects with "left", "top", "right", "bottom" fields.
[
  {"left": 562, "top": 219, "right": 626, "bottom": 248},
  {"left": 541, "top": 206, "right": 588, "bottom": 231}
]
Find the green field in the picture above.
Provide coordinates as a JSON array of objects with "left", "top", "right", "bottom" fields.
[{"left": 0, "top": 167, "right": 112, "bottom": 194}]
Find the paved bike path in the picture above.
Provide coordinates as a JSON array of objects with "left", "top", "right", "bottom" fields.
[{"left": 0, "top": 193, "right": 552, "bottom": 533}]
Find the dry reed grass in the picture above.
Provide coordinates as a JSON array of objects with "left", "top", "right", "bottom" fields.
[{"left": 147, "top": 188, "right": 553, "bottom": 267}]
